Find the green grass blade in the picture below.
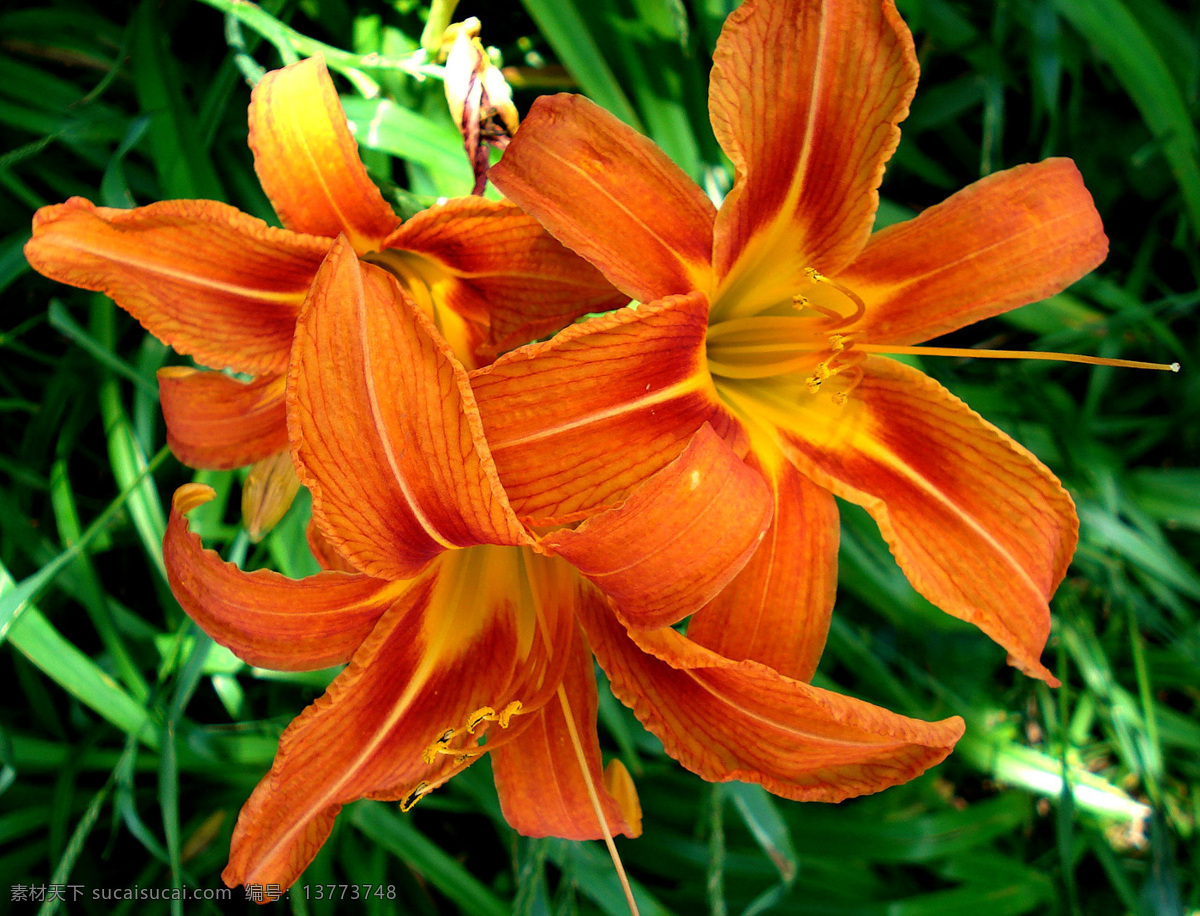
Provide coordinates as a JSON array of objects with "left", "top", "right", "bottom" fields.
[
  {"left": 349, "top": 802, "right": 511, "bottom": 916},
  {"left": 2, "top": 566, "right": 157, "bottom": 750},
  {"left": 0, "top": 445, "right": 170, "bottom": 638},
  {"left": 1055, "top": 0, "right": 1200, "bottom": 236},
  {"left": 518, "top": 0, "right": 641, "bottom": 129}
]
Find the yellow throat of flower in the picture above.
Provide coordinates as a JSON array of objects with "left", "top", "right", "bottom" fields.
[
  {"left": 706, "top": 268, "right": 1179, "bottom": 409},
  {"left": 366, "top": 248, "right": 481, "bottom": 369},
  {"left": 707, "top": 268, "right": 871, "bottom": 404}
]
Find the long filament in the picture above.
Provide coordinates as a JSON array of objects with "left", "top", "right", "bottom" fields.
[
  {"left": 523, "top": 552, "right": 639, "bottom": 916},
  {"left": 555, "top": 682, "right": 640, "bottom": 916},
  {"left": 852, "top": 343, "right": 1179, "bottom": 372},
  {"left": 708, "top": 328, "right": 1181, "bottom": 374}
]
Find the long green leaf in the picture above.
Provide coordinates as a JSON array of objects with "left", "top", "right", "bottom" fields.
[
  {"left": 2, "top": 565, "right": 157, "bottom": 750},
  {"left": 349, "top": 802, "right": 510, "bottom": 916},
  {"left": 518, "top": 0, "right": 641, "bottom": 129},
  {"left": 1055, "top": 0, "right": 1200, "bottom": 235}
]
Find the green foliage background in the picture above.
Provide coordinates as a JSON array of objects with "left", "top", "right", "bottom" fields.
[{"left": 1, "top": 0, "right": 1197, "bottom": 913}]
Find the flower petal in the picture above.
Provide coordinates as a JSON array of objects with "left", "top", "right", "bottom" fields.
[
  {"left": 842, "top": 160, "right": 1108, "bottom": 345},
  {"left": 306, "top": 517, "right": 361, "bottom": 574},
  {"left": 382, "top": 197, "right": 629, "bottom": 359},
  {"left": 709, "top": 0, "right": 918, "bottom": 317},
  {"left": 288, "top": 237, "right": 531, "bottom": 581},
  {"left": 686, "top": 451, "right": 839, "bottom": 683},
  {"left": 492, "top": 618, "right": 640, "bottom": 839},
  {"left": 768, "top": 356, "right": 1074, "bottom": 683},
  {"left": 545, "top": 424, "right": 772, "bottom": 629},
  {"left": 26, "top": 198, "right": 327, "bottom": 374},
  {"left": 164, "top": 484, "right": 401, "bottom": 671},
  {"left": 470, "top": 292, "right": 742, "bottom": 522},
  {"left": 489, "top": 94, "right": 716, "bottom": 303},
  {"left": 579, "top": 596, "right": 964, "bottom": 802},
  {"left": 223, "top": 545, "right": 575, "bottom": 891},
  {"left": 249, "top": 57, "right": 401, "bottom": 251},
  {"left": 156, "top": 367, "right": 288, "bottom": 470}
]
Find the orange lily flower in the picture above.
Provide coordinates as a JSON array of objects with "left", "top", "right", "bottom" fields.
[
  {"left": 165, "top": 236, "right": 876, "bottom": 892},
  {"left": 24, "top": 56, "right": 623, "bottom": 536},
  {"left": 475, "top": 0, "right": 1110, "bottom": 741}
]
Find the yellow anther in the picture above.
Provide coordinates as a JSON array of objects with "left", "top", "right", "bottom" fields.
[
  {"left": 831, "top": 391, "right": 848, "bottom": 406},
  {"left": 805, "top": 358, "right": 838, "bottom": 394},
  {"left": 803, "top": 267, "right": 827, "bottom": 283},
  {"left": 466, "top": 707, "right": 496, "bottom": 733},
  {"left": 497, "top": 701, "right": 523, "bottom": 728},
  {"left": 790, "top": 294, "right": 809, "bottom": 309},
  {"left": 425, "top": 700, "right": 525, "bottom": 766},
  {"left": 422, "top": 728, "right": 458, "bottom": 764},
  {"left": 399, "top": 782, "right": 430, "bottom": 812},
  {"left": 829, "top": 334, "right": 847, "bottom": 353}
]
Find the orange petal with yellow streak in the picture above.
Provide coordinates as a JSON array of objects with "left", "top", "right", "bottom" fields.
[
  {"left": 223, "top": 545, "right": 576, "bottom": 892},
  {"left": 774, "top": 356, "right": 1074, "bottom": 684},
  {"left": 164, "top": 484, "right": 401, "bottom": 671},
  {"left": 545, "top": 424, "right": 772, "bottom": 629},
  {"left": 709, "top": 0, "right": 917, "bottom": 317},
  {"left": 157, "top": 367, "right": 288, "bottom": 470},
  {"left": 249, "top": 57, "right": 401, "bottom": 252},
  {"left": 492, "top": 617, "right": 640, "bottom": 839},
  {"left": 470, "top": 292, "right": 742, "bottom": 522},
  {"left": 686, "top": 449, "right": 839, "bottom": 683},
  {"left": 579, "top": 596, "right": 964, "bottom": 802},
  {"left": 306, "top": 517, "right": 361, "bottom": 574},
  {"left": 26, "top": 197, "right": 327, "bottom": 375},
  {"left": 840, "top": 159, "right": 1108, "bottom": 346},
  {"left": 287, "top": 237, "right": 530, "bottom": 581},
  {"left": 490, "top": 94, "right": 716, "bottom": 303},
  {"left": 383, "top": 197, "right": 628, "bottom": 358}
]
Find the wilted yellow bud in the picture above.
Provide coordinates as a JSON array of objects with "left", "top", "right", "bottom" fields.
[
  {"left": 441, "top": 17, "right": 519, "bottom": 194},
  {"left": 241, "top": 450, "right": 301, "bottom": 542}
]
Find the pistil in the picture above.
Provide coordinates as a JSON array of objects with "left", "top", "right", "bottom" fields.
[{"left": 846, "top": 343, "right": 1180, "bottom": 372}]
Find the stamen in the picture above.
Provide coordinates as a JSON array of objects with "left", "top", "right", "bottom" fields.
[
  {"left": 423, "top": 701, "right": 526, "bottom": 765},
  {"left": 797, "top": 268, "right": 866, "bottom": 326},
  {"left": 399, "top": 782, "right": 431, "bottom": 812},
  {"left": 804, "top": 302, "right": 845, "bottom": 322},
  {"left": 803, "top": 334, "right": 863, "bottom": 395},
  {"left": 467, "top": 706, "right": 496, "bottom": 733},
  {"left": 805, "top": 360, "right": 834, "bottom": 393},
  {"left": 421, "top": 728, "right": 458, "bottom": 765},
  {"left": 831, "top": 365, "right": 864, "bottom": 404},
  {"left": 496, "top": 700, "right": 522, "bottom": 728},
  {"left": 822, "top": 277, "right": 866, "bottom": 326}
]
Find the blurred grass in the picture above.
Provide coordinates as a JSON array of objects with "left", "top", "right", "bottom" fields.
[{"left": 1, "top": 0, "right": 1197, "bottom": 914}]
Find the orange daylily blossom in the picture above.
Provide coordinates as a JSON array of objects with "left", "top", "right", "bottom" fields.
[
  {"left": 472, "top": 0, "right": 1111, "bottom": 762},
  {"left": 165, "top": 235, "right": 919, "bottom": 893},
  {"left": 24, "top": 55, "right": 623, "bottom": 537}
]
